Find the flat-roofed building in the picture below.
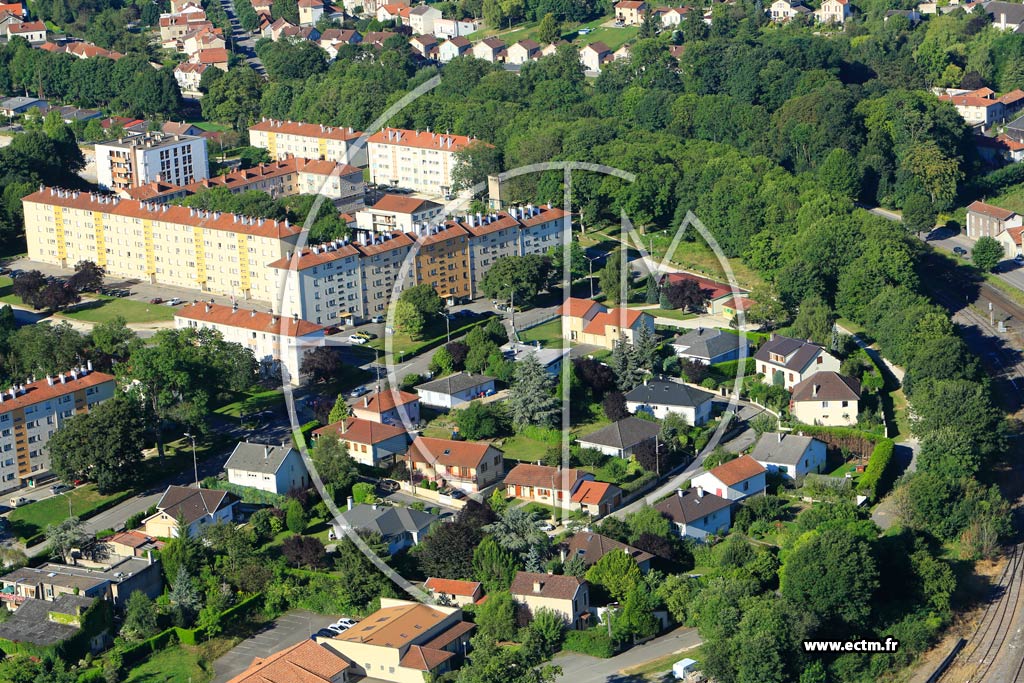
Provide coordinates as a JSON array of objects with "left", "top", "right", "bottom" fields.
[
  {"left": 175, "top": 302, "right": 324, "bottom": 385},
  {"left": 95, "top": 131, "right": 209, "bottom": 191},
  {"left": 24, "top": 187, "right": 303, "bottom": 303},
  {"left": 0, "top": 365, "right": 115, "bottom": 488},
  {"left": 249, "top": 118, "right": 368, "bottom": 167}
]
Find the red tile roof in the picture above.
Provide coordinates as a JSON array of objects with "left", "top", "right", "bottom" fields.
[
  {"left": 250, "top": 118, "right": 362, "bottom": 142},
  {"left": 967, "top": 200, "right": 1017, "bottom": 221},
  {"left": 706, "top": 455, "right": 766, "bottom": 486},
  {"left": 0, "top": 369, "right": 113, "bottom": 414},
  {"left": 8, "top": 20, "right": 44, "bottom": 33},
  {"left": 409, "top": 436, "right": 496, "bottom": 469},
  {"left": 510, "top": 571, "right": 584, "bottom": 600},
  {"left": 424, "top": 577, "right": 482, "bottom": 597},
  {"left": 368, "top": 127, "right": 480, "bottom": 152},
  {"left": 398, "top": 645, "right": 454, "bottom": 672},
  {"left": 571, "top": 480, "right": 620, "bottom": 505},
  {"left": 372, "top": 194, "right": 440, "bottom": 214},
  {"left": 358, "top": 389, "right": 419, "bottom": 414},
  {"left": 505, "top": 463, "right": 587, "bottom": 491},
  {"left": 25, "top": 187, "right": 303, "bottom": 240},
  {"left": 176, "top": 302, "right": 323, "bottom": 337},
  {"left": 582, "top": 308, "right": 646, "bottom": 335},
  {"left": 227, "top": 639, "right": 350, "bottom": 683},
  {"left": 558, "top": 296, "right": 603, "bottom": 319},
  {"left": 312, "top": 417, "right": 406, "bottom": 444},
  {"left": 195, "top": 47, "right": 228, "bottom": 64}
]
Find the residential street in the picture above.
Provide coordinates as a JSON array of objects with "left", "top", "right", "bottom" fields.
[
  {"left": 220, "top": 0, "right": 266, "bottom": 76},
  {"left": 553, "top": 626, "right": 701, "bottom": 683}
]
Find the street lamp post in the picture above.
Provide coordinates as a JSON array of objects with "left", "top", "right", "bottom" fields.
[
  {"left": 441, "top": 311, "right": 451, "bottom": 343},
  {"left": 62, "top": 492, "right": 71, "bottom": 520},
  {"left": 583, "top": 255, "right": 598, "bottom": 299},
  {"left": 184, "top": 432, "right": 199, "bottom": 487}
]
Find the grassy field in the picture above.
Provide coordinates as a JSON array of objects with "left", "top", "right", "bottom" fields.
[
  {"left": 494, "top": 434, "right": 553, "bottom": 462},
  {"left": 8, "top": 485, "right": 129, "bottom": 541},
  {"left": 368, "top": 314, "right": 498, "bottom": 360},
  {"left": 61, "top": 296, "right": 176, "bottom": 324},
  {"left": 0, "top": 275, "right": 24, "bottom": 306},
  {"left": 518, "top": 319, "right": 564, "bottom": 345},
  {"left": 125, "top": 645, "right": 212, "bottom": 683},
  {"left": 213, "top": 388, "right": 285, "bottom": 418},
  {"left": 627, "top": 306, "right": 698, "bottom": 321},
  {"left": 467, "top": 13, "right": 637, "bottom": 49}
]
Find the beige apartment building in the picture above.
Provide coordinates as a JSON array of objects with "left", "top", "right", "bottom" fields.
[
  {"left": 249, "top": 119, "right": 369, "bottom": 167},
  {"left": 24, "top": 187, "right": 302, "bottom": 303},
  {"left": 367, "top": 128, "right": 480, "bottom": 197}
]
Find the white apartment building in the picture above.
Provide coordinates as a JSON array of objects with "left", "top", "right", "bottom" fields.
[
  {"left": 367, "top": 128, "right": 480, "bottom": 197},
  {"left": 95, "top": 132, "right": 209, "bottom": 191},
  {"left": 0, "top": 365, "right": 116, "bottom": 490},
  {"left": 249, "top": 118, "right": 369, "bottom": 167},
  {"left": 462, "top": 204, "right": 567, "bottom": 295},
  {"left": 354, "top": 195, "right": 443, "bottom": 234},
  {"left": 175, "top": 302, "right": 325, "bottom": 385},
  {"left": 271, "top": 239, "right": 368, "bottom": 325},
  {"left": 24, "top": 187, "right": 302, "bottom": 304}
]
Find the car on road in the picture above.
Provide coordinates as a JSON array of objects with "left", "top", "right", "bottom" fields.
[
  {"left": 148, "top": 297, "right": 163, "bottom": 305},
  {"left": 350, "top": 385, "right": 370, "bottom": 398},
  {"left": 378, "top": 479, "right": 401, "bottom": 493},
  {"left": 347, "top": 334, "right": 369, "bottom": 344},
  {"left": 537, "top": 522, "right": 555, "bottom": 532},
  {"left": 953, "top": 246, "right": 967, "bottom": 257},
  {"left": 50, "top": 483, "right": 72, "bottom": 495},
  {"left": 165, "top": 297, "right": 182, "bottom": 306},
  {"left": 370, "top": 315, "right": 385, "bottom": 323},
  {"left": 9, "top": 497, "right": 28, "bottom": 508}
]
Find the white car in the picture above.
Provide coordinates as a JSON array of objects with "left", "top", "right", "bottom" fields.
[
  {"left": 333, "top": 618, "right": 358, "bottom": 630},
  {"left": 350, "top": 385, "right": 370, "bottom": 398},
  {"left": 537, "top": 522, "right": 555, "bottom": 532},
  {"left": 347, "top": 335, "right": 368, "bottom": 344}
]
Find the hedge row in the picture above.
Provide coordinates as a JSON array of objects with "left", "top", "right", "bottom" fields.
[
  {"left": 858, "top": 439, "right": 896, "bottom": 502},
  {"left": 563, "top": 627, "right": 616, "bottom": 658},
  {"left": 205, "top": 480, "right": 288, "bottom": 506},
  {"left": 793, "top": 424, "right": 882, "bottom": 460}
]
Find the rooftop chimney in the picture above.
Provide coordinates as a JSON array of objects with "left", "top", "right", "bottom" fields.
[
  {"left": 532, "top": 580, "right": 543, "bottom": 593},
  {"left": 264, "top": 445, "right": 271, "bottom": 460},
  {"left": 676, "top": 488, "right": 684, "bottom": 498},
  {"left": 347, "top": 496, "right": 353, "bottom": 511},
  {"left": 697, "top": 486, "right": 704, "bottom": 498},
  {"left": 812, "top": 384, "right": 819, "bottom": 398}
]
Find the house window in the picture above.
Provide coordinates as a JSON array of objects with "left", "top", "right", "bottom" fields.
[
  {"left": 841, "top": 400, "right": 849, "bottom": 407},
  {"left": 817, "top": 355, "right": 823, "bottom": 364},
  {"left": 822, "top": 401, "right": 829, "bottom": 408}
]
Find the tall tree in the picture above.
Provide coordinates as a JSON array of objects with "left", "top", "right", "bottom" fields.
[
  {"left": 598, "top": 251, "right": 626, "bottom": 305},
  {"left": 473, "top": 536, "right": 521, "bottom": 593},
  {"left": 45, "top": 517, "right": 88, "bottom": 562},
  {"left": 972, "top": 236, "right": 1005, "bottom": 273},
  {"left": 508, "top": 355, "right": 560, "bottom": 429},
  {"left": 48, "top": 396, "right": 145, "bottom": 493}
]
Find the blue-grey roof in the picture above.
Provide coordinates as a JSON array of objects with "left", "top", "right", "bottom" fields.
[
  {"left": 749, "top": 433, "right": 819, "bottom": 466},
  {"left": 225, "top": 441, "right": 298, "bottom": 475},
  {"left": 625, "top": 379, "right": 715, "bottom": 408},
  {"left": 671, "top": 328, "right": 745, "bottom": 361},
  {"left": 335, "top": 503, "right": 435, "bottom": 539}
]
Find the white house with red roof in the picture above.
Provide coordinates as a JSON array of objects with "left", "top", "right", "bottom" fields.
[
  {"left": 999, "top": 224, "right": 1024, "bottom": 259},
  {"left": 814, "top": 0, "right": 849, "bottom": 23},
  {"left": 424, "top": 578, "right": 484, "bottom": 607},
  {"left": 175, "top": 302, "right": 324, "bottom": 385},
  {"left": 504, "top": 463, "right": 594, "bottom": 509},
  {"left": 690, "top": 455, "right": 766, "bottom": 501},
  {"left": 937, "top": 87, "right": 1024, "bottom": 126},
  {"left": 614, "top": 0, "right": 647, "bottom": 24},
  {"left": 966, "top": 200, "right": 1023, "bottom": 239},
  {"left": 352, "top": 389, "right": 421, "bottom": 425},
  {"left": 570, "top": 480, "right": 623, "bottom": 517},
  {"left": 313, "top": 417, "right": 410, "bottom": 467},
  {"left": 557, "top": 297, "right": 654, "bottom": 349}
]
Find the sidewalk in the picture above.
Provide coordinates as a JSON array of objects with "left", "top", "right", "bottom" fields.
[{"left": 553, "top": 626, "right": 701, "bottom": 682}]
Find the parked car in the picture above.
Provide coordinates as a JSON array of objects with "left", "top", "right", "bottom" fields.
[
  {"left": 9, "top": 497, "right": 27, "bottom": 508},
  {"left": 323, "top": 325, "right": 341, "bottom": 335},
  {"left": 378, "top": 479, "right": 401, "bottom": 493},
  {"left": 537, "top": 522, "right": 555, "bottom": 532},
  {"left": 165, "top": 297, "right": 182, "bottom": 306},
  {"left": 953, "top": 246, "right": 967, "bottom": 256},
  {"left": 350, "top": 385, "right": 370, "bottom": 398},
  {"left": 347, "top": 335, "right": 368, "bottom": 344},
  {"left": 312, "top": 628, "right": 335, "bottom": 639},
  {"left": 148, "top": 297, "right": 163, "bottom": 305},
  {"left": 370, "top": 315, "right": 385, "bottom": 324},
  {"left": 50, "top": 483, "right": 72, "bottom": 495},
  {"left": 331, "top": 618, "right": 358, "bottom": 631}
]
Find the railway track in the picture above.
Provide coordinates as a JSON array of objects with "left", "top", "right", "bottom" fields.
[{"left": 941, "top": 544, "right": 1024, "bottom": 682}]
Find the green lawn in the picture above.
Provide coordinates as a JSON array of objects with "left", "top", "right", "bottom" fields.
[
  {"left": 0, "top": 275, "right": 24, "bottom": 306},
  {"left": 213, "top": 388, "right": 285, "bottom": 418},
  {"left": 644, "top": 232, "right": 765, "bottom": 291},
  {"left": 518, "top": 319, "right": 565, "bottom": 345},
  {"left": 61, "top": 296, "right": 176, "bottom": 324},
  {"left": 494, "top": 434, "right": 553, "bottom": 462},
  {"left": 627, "top": 306, "right": 698, "bottom": 321},
  {"left": 124, "top": 644, "right": 212, "bottom": 683},
  {"left": 368, "top": 314, "right": 498, "bottom": 361},
  {"left": 576, "top": 24, "right": 638, "bottom": 50},
  {"left": 8, "top": 484, "right": 129, "bottom": 542}
]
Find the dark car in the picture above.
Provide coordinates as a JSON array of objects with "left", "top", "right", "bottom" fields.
[
  {"left": 377, "top": 479, "right": 401, "bottom": 493},
  {"left": 149, "top": 297, "right": 163, "bottom": 305},
  {"left": 953, "top": 246, "right": 968, "bottom": 256}
]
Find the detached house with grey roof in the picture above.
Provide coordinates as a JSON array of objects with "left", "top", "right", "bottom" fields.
[
  {"left": 670, "top": 327, "right": 749, "bottom": 365},
  {"left": 624, "top": 379, "right": 715, "bottom": 425},
  {"left": 142, "top": 485, "right": 239, "bottom": 538},
  {"left": 224, "top": 441, "right": 309, "bottom": 495},
  {"left": 416, "top": 372, "right": 496, "bottom": 409},
  {"left": 753, "top": 334, "right": 840, "bottom": 390},
  {"left": 333, "top": 502, "right": 437, "bottom": 555},
  {"left": 749, "top": 432, "right": 826, "bottom": 481},
  {"left": 655, "top": 488, "right": 732, "bottom": 541},
  {"left": 576, "top": 416, "right": 661, "bottom": 459}
]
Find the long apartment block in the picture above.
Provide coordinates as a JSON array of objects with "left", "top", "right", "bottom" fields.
[
  {"left": 367, "top": 128, "right": 483, "bottom": 197},
  {"left": 248, "top": 118, "right": 368, "bottom": 167},
  {"left": 271, "top": 204, "right": 568, "bottom": 325},
  {"left": 0, "top": 365, "right": 115, "bottom": 489},
  {"left": 24, "top": 187, "right": 303, "bottom": 303}
]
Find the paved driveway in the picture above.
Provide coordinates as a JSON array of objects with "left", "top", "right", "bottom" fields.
[
  {"left": 553, "top": 626, "right": 701, "bottom": 683},
  {"left": 212, "top": 610, "right": 337, "bottom": 683}
]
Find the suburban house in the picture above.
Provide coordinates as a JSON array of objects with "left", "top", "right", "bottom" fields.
[
  {"left": 624, "top": 379, "right": 715, "bottom": 425},
  {"left": 510, "top": 571, "right": 590, "bottom": 629},
  {"left": 224, "top": 442, "right": 309, "bottom": 495},
  {"left": 0, "top": 96, "right": 48, "bottom": 117},
  {"left": 407, "top": 436, "right": 503, "bottom": 493},
  {"left": 814, "top": 0, "right": 850, "bottom": 22},
  {"left": 415, "top": 372, "right": 496, "bottom": 409},
  {"left": 999, "top": 225, "right": 1024, "bottom": 259},
  {"left": 227, "top": 639, "right": 351, "bottom": 683},
  {"left": 753, "top": 334, "right": 841, "bottom": 390},
  {"left": 768, "top": 0, "right": 812, "bottom": 21},
  {"left": 313, "top": 417, "right": 410, "bottom": 467},
  {"left": 690, "top": 455, "right": 767, "bottom": 502},
  {"left": 965, "top": 200, "right": 1023, "bottom": 239},
  {"left": 749, "top": 432, "right": 827, "bottom": 481},
  {"left": 316, "top": 598, "right": 475, "bottom": 683},
  {"left": 570, "top": 480, "right": 623, "bottom": 517},
  {"left": 614, "top": 0, "right": 647, "bottom": 24},
  {"left": 660, "top": 273, "right": 750, "bottom": 316},
  {"left": 975, "top": 133, "right": 1024, "bottom": 165},
  {"left": 472, "top": 37, "right": 505, "bottom": 62},
  {"left": 659, "top": 6, "right": 689, "bottom": 26},
  {"left": 334, "top": 502, "right": 436, "bottom": 555},
  {"left": 409, "top": 34, "right": 438, "bottom": 58},
  {"left": 423, "top": 578, "right": 484, "bottom": 607},
  {"left": 670, "top": 327, "right": 749, "bottom": 365},
  {"left": 504, "top": 463, "right": 594, "bottom": 509},
  {"left": 790, "top": 371, "right": 862, "bottom": 427},
  {"left": 103, "top": 531, "right": 165, "bottom": 559},
  {"left": 432, "top": 17, "right": 480, "bottom": 38},
  {"left": 408, "top": 3, "right": 441, "bottom": 33},
  {"left": 0, "top": 557, "right": 162, "bottom": 611},
  {"left": 352, "top": 389, "right": 421, "bottom": 425},
  {"left": 142, "top": 486, "right": 239, "bottom": 538},
  {"left": 501, "top": 341, "right": 567, "bottom": 376},
  {"left": 576, "top": 416, "right": 661, "bottom": 459},
  {"left": 438, "top": 35, "right": 471, "bottom": 62},
  {"left": 297, "top": 0, "right": 325, "bottom": 25},
  {"left": 0, "top": 595, "right": 109, "bottom": 658},
  {"left": 655, "top": 488, "right": 732, "bottom": 541},
  {"left": 936, "top": 87, "right": 1024, "bottom": 127},
  {"left": 563, "top": 532, "right": 654, "bottom": 572},
  {"left": 987, "top": 1, "right": 1024, "bottom": 30},
  {"left": 558, "top": 297, "right": 655, "bottom": 349},
  {"left": 579, "top": 41, "right": 612, "bottom": 72},
  {"left": 505, "top": 39, "right": 540, "bottom": 64}
]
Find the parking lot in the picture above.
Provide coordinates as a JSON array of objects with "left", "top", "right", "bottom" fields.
[{"left": 212, "top": 610, "right": 338, "bottom": 683}]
